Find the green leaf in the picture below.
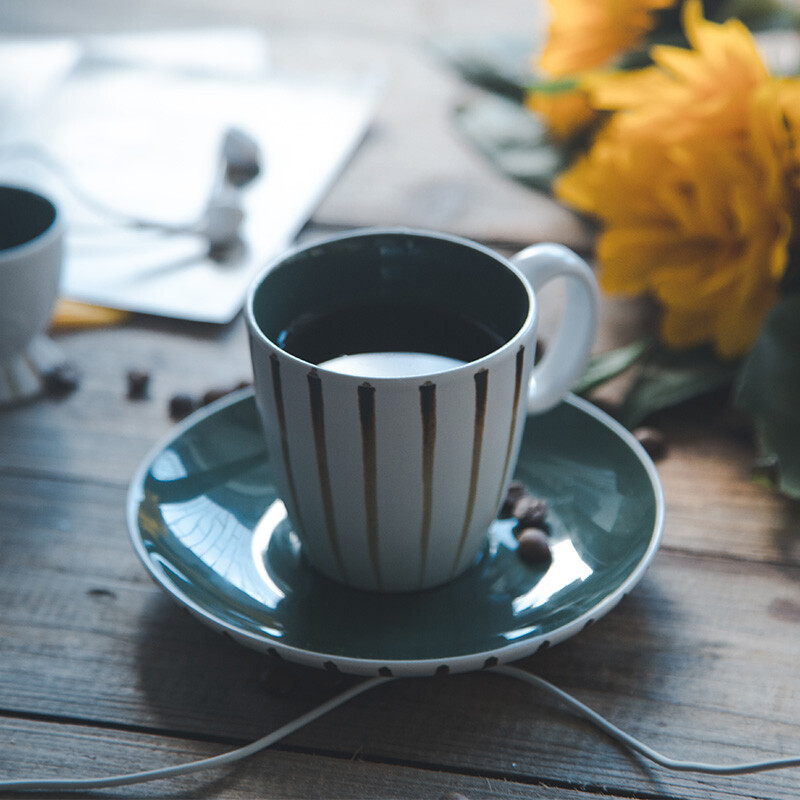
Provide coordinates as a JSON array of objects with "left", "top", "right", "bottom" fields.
[
  {"left": 709, "top": 0, "right": 800, "bottom": 29},
  {"left": 429, "top": 34, "right": 533, "bottom": 103},
  {"left": 734, "top": 294, "right": 800, "bottom": 499},
  {"left": 573, "top": 336, "right": 654, "bottom": 396},
  {"left": 453, "top": 94, "right": 571, "bottom": 194},
  {"left": 617, "top": 344, "right": 740, "bottom": 428},
  {"left": 525, "top": 76, "right": 582, "bottom": 95}
]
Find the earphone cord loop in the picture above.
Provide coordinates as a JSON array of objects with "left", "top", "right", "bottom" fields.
[
  {"left": 0, "top": 141, "right": 236, "bottom": 235},
  {"left": 0, "top": 142, "right": 168, "bottom": 228}
]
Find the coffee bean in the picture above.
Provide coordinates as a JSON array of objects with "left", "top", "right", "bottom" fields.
[
  {"left": 169, "top": 393, "right": 200, "bottom": 421},
  {"left": 126, "top": 369, "right": 150, "bottom": 400},
  {"left": 516, "top": 527, "right": 552, "bottom": 564},
  {"left": 499, "top": 480, "right": 527, "bottom": 518},
  {"left": 512, "top": 495, "right": 549, "bottom": 529},
  {"left": 202, "top": 387, "right": 231, "bottom": 406},
  {"left": 633, "top": 426, "right": 668, "bottom": 461},
  {"left": 42, "top": 362, "right": 81, "bottom": 397},
  {"left": 202, "top": 380, "right": 253, "bottom": 406}
]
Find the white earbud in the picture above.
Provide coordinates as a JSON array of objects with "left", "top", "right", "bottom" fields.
[
  {"left": 200, "top": 200, "right": 246, "bottom": 252},
  {"left": 201, "top": 127, "right": 261, "bottom": 251},
  {"left": 221, "top": 127, "right": 262, "bottom": 188},
  {"left": 133, "top": 126, "right": 262, "bottom": 252}
]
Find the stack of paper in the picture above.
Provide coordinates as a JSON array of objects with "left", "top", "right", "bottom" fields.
[{"left": 0, "top": 29, "right": 380, "bottom": 323}]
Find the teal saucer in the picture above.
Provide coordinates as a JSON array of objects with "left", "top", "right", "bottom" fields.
[{"left": 128, "top": 389, "right": 664, "bottom": 676}]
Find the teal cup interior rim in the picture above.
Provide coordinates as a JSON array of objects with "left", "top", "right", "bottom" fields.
[
  {"left": 0, "top": 184, "right": 60, "bottom": 259},
  {"left": 246, "top": 227, "right": 536, "bottom": 376}
]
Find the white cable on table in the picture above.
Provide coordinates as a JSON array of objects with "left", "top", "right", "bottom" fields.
[
  {"left": 492, "top": 666, "right": 800, "bottom": 776},
  {"left": 1, "top": 666, "right": 798, "bottom": 793},
  {"left": 0, "top": 678, "right": 389, "bottom": 792}
]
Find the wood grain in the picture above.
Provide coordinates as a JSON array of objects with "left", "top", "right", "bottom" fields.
[
  {"left": 1, "top": 475, "right": 798, "bottom": 800},
  {"left": 0, "top": 717, "right": 632, "bottom": 800},
  {"left": 2, "top": 3, "right": 800, "bottom": 799}
]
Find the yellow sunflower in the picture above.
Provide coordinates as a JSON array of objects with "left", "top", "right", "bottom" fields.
[
  {"left": 530, "top": 0, "right": 677, "bottom": 143},
  {"left": 538, "top": 0, "right": 677, "bottom": 76},
  {"left": 524, "top": 79, "right": 598, "bottom": 143},
  {"left": 586, "top": 0, "right": 770, "bottom": 143},
  {"left": 555, "top": 0, "right": 800, "bottom": 358}
]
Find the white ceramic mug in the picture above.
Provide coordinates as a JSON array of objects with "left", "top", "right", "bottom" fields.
[
  {"left": 246, "top": 228, "right": 598, "bottom": 592},
  {"left": 0, "top": 185, "right": 63, "bottom": 402}
]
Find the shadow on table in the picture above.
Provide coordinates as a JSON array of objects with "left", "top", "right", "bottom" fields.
[
  {"left": 132, "top": 570, "right": 674, "bottom": 790},
  {"left": 133, "top": 592, "right": 359, "bottom": 738}
]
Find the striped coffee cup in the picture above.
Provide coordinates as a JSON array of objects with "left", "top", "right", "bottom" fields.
[{"left": 246, "top": 229, "right": 598, "bottom": 592}]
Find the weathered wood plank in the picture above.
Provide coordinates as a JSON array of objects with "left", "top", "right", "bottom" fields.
[
  {"left": 2, "top": 5, "right": 799, "bottom": 800},
  {"left": 1, "top": 486, "right": 798, "bottom": 800},
  {"left": 0, "top": 320, "right": 253, "bottom": 485},
  {"left": 0, "top": 716, "right": 630, "bottom": 800},
  {"left": 657, "top": 420, "right": 800, "bottom": 567}
]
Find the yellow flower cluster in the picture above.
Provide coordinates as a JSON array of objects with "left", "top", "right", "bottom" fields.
[
  {"left": 528, "top": 0, "right": 677, "bottom": 142},
  {"left": 551, "top": 1, "right": 800, "bottom": 358},
  {"left": 539, "top": 0, "right": 675, "bottom": 75}
]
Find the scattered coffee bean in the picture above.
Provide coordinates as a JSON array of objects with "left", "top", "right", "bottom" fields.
[
  {"left": 633, "top": 426, "right": 668, "bottom": 461},
  {"left": 516, "top": 527, "right": 552, "bottom": 565},
  {"left": 87, "top": 587, "right": 117, "bottom": 601},
  {"left": 512, "top": 494, "right": 549, "bottom": 530},
  {"left": 168, "top": 380, "right": 252, "bottom": 421},
  {"left": 202, "top": 387, "right": 231, "bottom": 406},
  {"left": 169, "top": 393, "right": 200, "bottom": 421},
  {"left": 499, "top": 480, "right": 527, "bottom": 518},
  {"left": 126, "top": 369, "right": 150, "bottom": 400},
  {"left": 202, "top": 380, "right": 253, "bottom": 407},
  {"left": 42, "top": 362, "right": 81, "bottom": 397}
]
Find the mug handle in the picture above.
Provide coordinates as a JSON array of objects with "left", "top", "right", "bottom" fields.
[{"left": 511, "top": 243, "right": 599, "bottom": 414}]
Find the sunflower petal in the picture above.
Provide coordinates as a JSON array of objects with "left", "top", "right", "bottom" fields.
[{"left": 553, "top": 1, "right": 796, "bottom": 358}]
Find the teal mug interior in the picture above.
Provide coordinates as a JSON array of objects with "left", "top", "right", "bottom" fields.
[
  {"left": 249, "top": 229, "right": 531, "bottom": 368},
  {"left": 0, "top": 185, "right": 58, "bottom": 256}
]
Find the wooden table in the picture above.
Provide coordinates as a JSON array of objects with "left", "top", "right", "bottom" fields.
[{"left": 2, "top": 2, "right": 799, "bottom": 798}]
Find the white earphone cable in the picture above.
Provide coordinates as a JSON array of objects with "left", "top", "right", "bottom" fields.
[
  {"left": 0, "top": 133, "right": 260, "bottom": 249},
  {"left": 0, "top": 677, "right": 389, "bottom": 792},
  {"left": 491, "top": 666, "right": 800, "bottom": 775},
  {"left": 0, "top": 142, "right": 172, "bottom": 229},
  {"left": 0, "top": 666, "right": 798, "bottom": 793}
]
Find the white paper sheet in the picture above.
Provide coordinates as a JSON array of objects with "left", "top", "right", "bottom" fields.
[{"left": 0, "top": 30, "right": 380, "bottom": 323}]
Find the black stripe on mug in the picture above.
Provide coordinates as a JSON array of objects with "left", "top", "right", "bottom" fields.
[
  {"left": 269, "top": 354, "right": 305, "bottom": 533},
  {"left": 496, "top": 345, "right": 526, "bottom": 509},
  {"left": 419, "top": 380, "right": 437, "bottom": 585},
  {"left": 307, "top": 370, "right": 347, "bottom": 582},
  {"left": 358, "top": 382, "right": 381, "bottom": 589},
  {"left": 453, "top": 368, "right": 489, "bottom": 573}
]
